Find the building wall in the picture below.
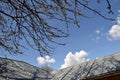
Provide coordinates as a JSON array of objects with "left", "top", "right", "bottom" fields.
[{"left": 93, "top": 73, "right": 120, "bottom": 80}]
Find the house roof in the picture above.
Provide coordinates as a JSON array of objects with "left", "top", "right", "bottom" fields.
[{"left": 52, "top": 52, "right": 120, "bottom": 80}]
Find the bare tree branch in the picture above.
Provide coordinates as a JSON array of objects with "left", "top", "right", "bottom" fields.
[{"left": 0, "top": 0, "right": 115, "bottom": 56}]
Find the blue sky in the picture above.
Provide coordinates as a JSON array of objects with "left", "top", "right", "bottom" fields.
[{"left": 1, "top": 0, "right": 120, "bottom": 70}]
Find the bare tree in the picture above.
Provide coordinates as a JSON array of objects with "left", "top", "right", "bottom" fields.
[{"left": 0, "top": 0, "right": 115, "bottom": 56}]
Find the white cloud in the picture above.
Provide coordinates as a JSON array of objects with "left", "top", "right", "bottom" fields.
[
  {"left": 118, "top": 10, "right": 120, "bottom": 13},
  {"left": 96, "top": 30, "right": 100, "bottom": 34},
  {"left": 117, "top": 16, "right": 120, "bottom": 24},
  {"left": 96, "top": 36, "right": 100, "bottom": 40},
  {"left": 91, "top": 29, "right": 101, "bottom": 41},
  {"left": 107, "top": 11, "right": 120, "bottom": 40},
  {"left": 96, "top": 57, "right": 99, "bottom": 59},
  {"left": 61, "top": 50, "right": 89, "bottom": 69},
  {"left": 108, "top": 24, "right": 120, "bottom": 40},
  {"left": 117, "top": 10, "right": 120, "bottom": 24},
  {"left": 37, "top": 55, "right": 55, "bottom": 65}
]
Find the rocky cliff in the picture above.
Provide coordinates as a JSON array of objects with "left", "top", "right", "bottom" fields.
[
  {"left": 52, "top": 52, "right": 120, "bottom": 80},
  {"left": 1, "top": 52, "right": 120, "bottom": 80},
  {"left": 0, "top": 57, "right": 53, "bottom": 80}
]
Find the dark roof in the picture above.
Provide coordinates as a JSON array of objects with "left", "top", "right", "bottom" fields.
[{"left": 52, "top": 52, "right": 120, "bottom": 80}]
